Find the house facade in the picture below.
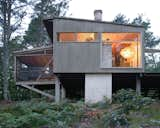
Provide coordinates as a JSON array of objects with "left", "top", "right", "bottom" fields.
[
  {"left": 43, "top": 10, "right": 145, "bottom": 103},
  {"left": 14, "top": 10, "right": 155, "bottom": 103}
]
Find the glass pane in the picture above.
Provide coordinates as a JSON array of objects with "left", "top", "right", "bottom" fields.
[
  {"left": 102, "top": 33, "right": 141, "bottom": 68},
  {"left": 58, "top": 33, "right": 76, "bottom": 42},
  {"left": 77, "top": 33, "right": 98, "bottom": 42}
]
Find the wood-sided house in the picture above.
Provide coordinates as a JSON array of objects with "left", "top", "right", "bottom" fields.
[{"left": 14, "top": 10, "right": 160, "bottom": 103}]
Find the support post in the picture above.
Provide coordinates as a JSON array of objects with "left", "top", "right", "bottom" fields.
[
  {"left": 61, "top": 85, "right": 66, "bottom": 100},
  {"left": 136, "top": 75, "right": 141, "bottom": 95},
  {"left": 85, "top": 74, "right": 112, "bottom": 103},
  {"left": 55, "top": 76, "right": 60, "bottom": 103}
]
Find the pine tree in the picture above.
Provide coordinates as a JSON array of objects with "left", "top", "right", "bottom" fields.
[{"left": 23, "top": 0, "right": 69, "bottom": 47}]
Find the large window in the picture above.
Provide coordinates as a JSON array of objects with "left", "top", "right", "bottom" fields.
[
  {"left": 57, "top": 32, "right": 98, "bottom": 42},
  {"left": 102, "top": 33, "right": 141, "bottom": 68}
]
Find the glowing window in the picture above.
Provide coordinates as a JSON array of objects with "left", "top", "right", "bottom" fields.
[
  {"left": 102, "top": 33, "right": 141, "bottom": 68},
  {"left": 77, "top": 33, "right": 98, "bottom": 42},
  {"left": 57, "top": 33, "right": 98, "bottom": 42},
  {"left": 58, "top": 33, "right": 76, "bottom": 42}
]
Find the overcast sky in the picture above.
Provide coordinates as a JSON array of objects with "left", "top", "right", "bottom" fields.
[{"left": 66, "top": 0, "right": 160, "bottom": 37}]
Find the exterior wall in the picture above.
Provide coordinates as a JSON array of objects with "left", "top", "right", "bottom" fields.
[
  {"left": 100, "top": 44, "right": 112, "bottom": 68},
  {"left": 52, "top": 18, "right": 145, "bottom": 73},
  {"left": 85, "top": 74, "right": 112, "bottom": 103}
]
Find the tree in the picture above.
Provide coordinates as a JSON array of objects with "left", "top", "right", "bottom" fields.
[
  {"left": 113, "top": 14, "right": 160, "bottom": 48},
  {"left": 113, "top": 14, "right": 160, "bottom": 71},
  {"left": 0, "top": 0, "right": 30, "bottom": 100},
  {"left": 23, "top": 0, "right": 69, "bottom": 47},
  {"left": 131, "top": 14, "right": 160, "bottom": 48},
  {"left": 113, "top": 13, "right": 129, "bottom": 24}
]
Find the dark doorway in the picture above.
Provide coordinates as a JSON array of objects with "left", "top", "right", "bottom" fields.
[
  {"left": 59, "top": 73, "right": 85, "bottom": 100},
  {"left": 112, "top": 73, "right": 137, "bottom": 93},
  {"left": 141, "top": 73, "right": 160, "bottom": 99}
]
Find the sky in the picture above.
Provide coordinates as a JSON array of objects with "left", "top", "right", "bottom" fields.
[{"left": 66, "top": 0, "right": 160, "bottom": 37}]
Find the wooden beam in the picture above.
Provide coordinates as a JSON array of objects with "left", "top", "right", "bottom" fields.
[
  {"left": 13, "top": 45, "right": 53, "bottom": 55},
  {"left": 36, "top": 58, "right": 53, "bottom": 81},
  {"left": 16, "top": 80, "right": 55, "bottom": 85},
  {"left": 55, "top": 76, "right": 60, "bottom": 103},
  {"left": 16, "top": 54, "right": 52, "bottom": 57},
  {"left": 136, "top": 76, "right": 141, "bottom": 95},
  {"left": 14, "top": 56, "right": 16, "bottom": 81},
  {"left": 61, "top": 85, "right": 66, "bottom": 100},
  {"left": 18, "top": 84, "right": 54, "bottom": 99},
  {"left": 145, "top": 49, "right": 160, "bottom": 53}
]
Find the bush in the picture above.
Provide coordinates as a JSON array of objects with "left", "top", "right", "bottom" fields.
[
  {"left": 113, "top": 89, "right": 154, "bottom": 113},
  {"left": 0, "top": 100, "right": 85, "bottom": 128},
  {"left": 102, "top": 109, "right": 129, "bottom": 128},
  {"left": 101, "top": 89, "right": 154, "bottom": 127}
]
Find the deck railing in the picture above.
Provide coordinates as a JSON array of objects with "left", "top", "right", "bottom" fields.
[{"left": 16, "top": 69, "right": 54, "bottom": 82}]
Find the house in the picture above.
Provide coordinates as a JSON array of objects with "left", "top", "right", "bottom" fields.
[{"left": 14, "top": 10, "right": 160, "bottom": 103}]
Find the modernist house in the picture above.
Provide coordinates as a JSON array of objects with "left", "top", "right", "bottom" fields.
[{"left": 14, "top": 10, "right": 160, "bottom": 103}]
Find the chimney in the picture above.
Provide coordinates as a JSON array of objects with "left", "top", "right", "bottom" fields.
[{"left": 94, "top": 10, "right": 103, "bottom": 21}]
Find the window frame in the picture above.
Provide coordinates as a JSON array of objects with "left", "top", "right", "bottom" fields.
[
  {"left": 101, "top": 32, "right": 142, "bottom": 68},
  {"left": 57, "top": 32, "right": 99, "bottom": 43}
]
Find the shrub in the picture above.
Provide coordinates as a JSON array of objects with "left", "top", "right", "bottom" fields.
[
  {"left": 113, "top": 89, "right": 154, "bottom": 113},
  {"left": 102, "top": 108, "right": 129, "bottom": 128},
  {"left": 0, "top": 100, "right": 85, "bottom": 128}
]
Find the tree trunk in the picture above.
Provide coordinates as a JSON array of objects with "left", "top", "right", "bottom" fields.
[{"left": 2, "top": 0, "right": 11, "bottom": 101}]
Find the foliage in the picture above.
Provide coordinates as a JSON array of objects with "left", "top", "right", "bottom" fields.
[
  {"left": 113, "top": 13, "right": 130, "bottom": 24},
  {"left": 102, "top": 109, "right": 129, "bottom": 128},
  {"left": 101, "top": 89, "right": 154, "bottom": 127},
  {"left": 0, "top": 0, "right": 31, "bottom": 100},
  {"left": 113, "top": 89, "right": 154, "bottom": 112},
  {"left": 0, "top": 100, "right": 84, "bottom": 128},
  {"left": 23, "top": 0, "right": 69, "bottom": 47},
  {"left": 113, "top": 14, "right": 160, "bottom": 48}
]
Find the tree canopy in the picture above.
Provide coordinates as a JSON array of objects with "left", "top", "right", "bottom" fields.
[
  {"left": 23, "top": 0, "right": 69, "bottom": 47},
  {"left": 113, "top": 13, "right": 160, "bottom": 48}
]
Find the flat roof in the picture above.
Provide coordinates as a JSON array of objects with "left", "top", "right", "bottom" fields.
[{"left": 44, "top": 17, "right": 144, "bottom": 28}]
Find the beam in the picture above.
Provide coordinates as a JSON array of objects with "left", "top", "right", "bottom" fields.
[
  {"left": 18, "top": 84, "right": 54, "bottom": 99},
  {"left": 36, "top": 58, "right": 53, "bottom": 81},
  {"left": 16, "top": 80, "right": 55, "bottom": 85},
  {"left": 55, "top": 76, "right": 60, "bottom": 103},
  {"left": 13, "top": 45, "right": 53, "bottom": 55},
  {"left": 61, "top": 85, "right": 66, "bottom": 100},
  {"left": 16, "top": 54, "right": 52, "bottom": 57},
  {"left": 136, "top": 76, "right": 141, "bottom": 95},
  {"left": 145, "top": 49, "right": 160, "bottom": 53}
]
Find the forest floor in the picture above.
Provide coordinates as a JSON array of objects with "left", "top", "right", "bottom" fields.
[{"left": 0, "top": 90, "right": 160, "bottom": 128}]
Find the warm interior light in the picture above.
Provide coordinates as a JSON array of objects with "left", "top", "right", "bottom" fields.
[{"left": 120, "top": 46, "right": 135, "bottom": 59}]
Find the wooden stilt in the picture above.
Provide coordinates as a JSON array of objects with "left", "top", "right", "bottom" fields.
[
  {"left": 136, "top": 76, "right": 141, "bottom": 95},
  {"left": 61, "top": 85, "right": 66, "bottom": 100},
  {"left": 55, "top": 76, "right": 60, "bottom": 103}
]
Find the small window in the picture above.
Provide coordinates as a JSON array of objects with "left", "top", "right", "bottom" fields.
[
  {"left": 58, "top": 33, "right": 76, "bottom": 42},
  {"left": 57, "top": 32, "right": 98, "bottom": 42},
  {"left": 77, "top": 33, "right": 98, "bottom": 42}
]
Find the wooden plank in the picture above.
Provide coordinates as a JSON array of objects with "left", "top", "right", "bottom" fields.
[
  {"left": 18, "top": 84, "right": 54, "bottom": 99},
  {"left": 36, "top": 58, "right": 53, "bottom": 81},
  {"left": 16, "top": 54, "right": 52, "bottom": 57},
  {"left": 55, "top": 76, "right": 60, "bottom": 103},
  {"left": 16, "top": 80, "right": 55, "bottom": 85},
  {"left": 13, "top": 45, "right": 53, "bottom": 55},
  {"left": 145, "top": 49, "right": 160, "bottom": 53},
  {"left": 14, "top": 56, "right": 16, "bottom": 81}
]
